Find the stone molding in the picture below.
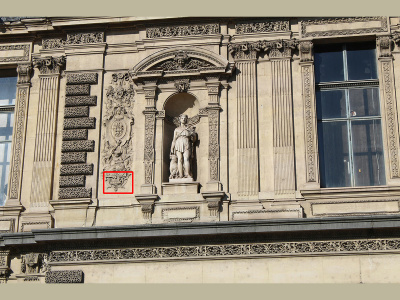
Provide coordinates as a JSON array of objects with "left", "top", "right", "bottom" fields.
[
  {"left": 300, "top": 17, "right": 388, "bottom": 38},
  {"left": 48, "top": 238, "right": 400, "bottom": 263},
  {"left": 0, "top": 44, "right": 30, "bottom": 63},
  {"left": 146, "top": 23, "right": 219, "bottom": 38},
  {"left": 235, "top": 20, "right": 289, "bottom": 34},
  {"left": 161, "top": 206, "right": 200, "bottom": 223}
]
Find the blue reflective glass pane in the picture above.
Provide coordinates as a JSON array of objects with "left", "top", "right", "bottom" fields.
[
  {"left": 346, "top": 43, "right": 377, "bottom": 80},
  {"left": 314, "top": 44, "right": 344, "bottom": 83},
  {"left": 349, "top": 88, "right": 380, "bottom": 117},
  {"left": 0, "top": 77, "right": 17, "bottom": 106},
  {"left": 318, "top": 121, "right": 351, "bottom": 188},
  {"left": 0, "top": 142, "right": 11, "bottom": 206},
  {"left": 317, "top": 90, "right": 347, "bottom": 119},
  {"left": 0, "top": 112, "right": 14, "bottom": 142},
  {"left": 351, "top": 120, "right": 385, "bottom": 186}
]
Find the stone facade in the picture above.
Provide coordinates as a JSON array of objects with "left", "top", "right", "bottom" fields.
[{"left": 0, "top": 16, "right": 400, "bottom": 283}]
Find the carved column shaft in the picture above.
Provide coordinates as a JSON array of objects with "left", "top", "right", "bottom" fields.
[
  {"left": 236, "top": 60, "right": 259, "bottom": 196},
  {"left": 7, "top": 63, "right": 32, "bottom": 204},
  {"left": 271, "top": 56, "right": 296, "bottom": 196},
  {"left": 142, "top": 85, "right": 157, "bottom": 194},
  {"left": 299, "top": 41, "right": 319, "bottom": 185},
  {"left": 377, "top": 36, "right": 400, "bottom": 179},
  {"left": 30, "top": 57, "right": 65, "bottom": 206}
]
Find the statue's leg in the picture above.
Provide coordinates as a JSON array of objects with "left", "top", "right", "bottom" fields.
[
  {"left": 176, "top": 152, "right": 183, "bottom": 178},
  {"left": 183, "top": 150, "right": 191, "bottom": 177}
]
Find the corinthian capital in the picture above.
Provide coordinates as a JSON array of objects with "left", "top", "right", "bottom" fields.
[{"left": 33, "top": 56, "right": 66, "bottom": 74}]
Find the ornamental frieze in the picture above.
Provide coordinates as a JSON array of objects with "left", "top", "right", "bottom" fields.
[
  {"left": 235, "top": 20, "right": 289, "bottom": 34},
  {"left": 150, "top": 50, "right": 213, "bottom": 71},
  {"left": 42, "top": 32, "right": 104, "bottom": 49},
  {"left": 103, "top": 73, "right": 135, "bottom": 192},
  {"left": 146, "top": 23, "right": 219, "bottom": 38}
]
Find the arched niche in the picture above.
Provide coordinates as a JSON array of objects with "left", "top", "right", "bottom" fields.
[{"left": 162, "top": 93, "right": 202, "bottom": 183}]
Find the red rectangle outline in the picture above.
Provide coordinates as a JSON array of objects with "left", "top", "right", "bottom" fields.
[{"left": 103, "top": 171, "right": 134, "bottom": 194}]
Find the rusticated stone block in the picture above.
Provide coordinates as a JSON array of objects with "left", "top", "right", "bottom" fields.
[
  {"left": 59, "top": 175, "right": 86, "bottom": 187},
  {"left": 64, "top": 117, "right": 95, "bottom": 129},
  {"left": 60, "top": 164, "right": 93, "bottom": 176},
  {"left": 64, "top": 106, "right": 90, "bottom": 118},
  {"left": 62, "top": 140, "right": 95, "bottom": 152},
  {"left": 61, "top": 152, "right": 87, "bottom": 164},
  {"left": 65, "top": 96, "right": 97, "bottom": 107},
  {"left": 45, "top": 270, "right": 84, "bottom": 284},
  {"left": 58, "top": 187, "right": 92, "bottom": 199},
  {"left": 67, "top": 73, "right": 98, "bottom": 85},
  {"left": 66, "top": 84, "right": 90, "bottom": 96},
  {"left": 62, "top": 129, "right": 88, "bottom": 141}
]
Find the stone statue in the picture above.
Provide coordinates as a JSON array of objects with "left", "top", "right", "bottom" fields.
[{"left": 170, "top": 114, "right": 197, "bottom": 180}]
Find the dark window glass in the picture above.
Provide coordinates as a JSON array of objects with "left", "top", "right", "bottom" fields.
[
  {"left": 351, "top": 120, "right": 385, "bottom": 186},
  {"left": 349, "top": 88, "right": 380, "bottom": 117},
  {"left": 0, "top": 70, "right": 16, "bottom": 206},
  {"left": 318, "top": 121, "right": 351, "bottom": 188},
  {"left": 346, "top": 43, "right": 378, "bottom": 81},
  {"left": 314, "top": 44, "right": 344, "bottom": 83},
  {"left": 317, "top": 90, "right": 346, "bottom": 119}
]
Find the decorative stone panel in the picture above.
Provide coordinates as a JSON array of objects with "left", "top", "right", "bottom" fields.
[
  {"left": 60, "top": 164, "right": 94, "bottom": 176},
  {"left": 146, "top": 23, "right": 219, "bottom": 38},
  {"left": 66, "top": 84, "right": 90, "bottom": 96},
  {"left": 61, "top": 152, "right": 87, "bottom": 164},
  {"left": 66, "top": 73, "right": 98, "bottom": 85},
  {"left": 62, "top": 140, "right": 95, "bottom": 153},
  {"left": 0, "top": 44, "right": 30, "bottom": 63},
  {"left": 235, "top": 20, "right": 289, "bottom": 34},
  {"left": 64, "top": 106, "right": 90, "bottom": 118},
  {"left": 59, "top": 175, "right": 86, "bottom": 188},
  {"left": 66, "top": 32, "right": 104, "bottom": 45},
  {"left": 62, "top": 129, "right": 88, "bottom": 141},
  {"left": 58, "top": 187, "right": 92, "bottom": 199},
  {"left": 65, "top": 96, "right": 97, "bottom": 107},
  {"left": 63, "top": 117, "right": 96, "bottom": 129},
  {"left": 45, "top": 270, "right": 84, "bottom": 284}
]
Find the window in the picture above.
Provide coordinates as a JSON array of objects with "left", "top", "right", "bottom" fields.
[
  {"left": 315, "top": 42, "right": 385, "bottom": 188},
  {"left": 0, "top": 70, "right": 17, "bottom": 206}
]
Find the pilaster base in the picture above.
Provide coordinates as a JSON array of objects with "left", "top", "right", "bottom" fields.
[
  {"left": 162, "top": 182, "right": 199, "bottom": 195},
  {"left": 20, "top": 212, "right": 53, "bottom": 232},
  {"left": 49, "top": 199, "right": 92, "bottom": 228}
]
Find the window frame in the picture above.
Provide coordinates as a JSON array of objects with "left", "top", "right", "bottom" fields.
[{"left": 314, "top": 42, "right": 386, "bottom": 188}]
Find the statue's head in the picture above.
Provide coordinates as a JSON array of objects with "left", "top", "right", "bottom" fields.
[{"left": 179, "top": 114, "right": 188, "bottom": 124}]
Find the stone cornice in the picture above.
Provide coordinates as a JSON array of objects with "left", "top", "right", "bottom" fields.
[{"left": 2, "top": 214, "right": 400, "bottom": 247}]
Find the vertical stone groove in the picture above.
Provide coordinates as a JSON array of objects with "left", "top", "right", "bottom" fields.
[{"left": 237, "top": 61, "right": 259, "bottom": 196}]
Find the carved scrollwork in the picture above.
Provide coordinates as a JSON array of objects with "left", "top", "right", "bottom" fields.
[
  {"left": 377, "top": 36, "right": 393, "bottom": 57},
  {"left": 17, "top": 63, "right": 32, "bottom": 84},
  {"left": 66, "top": 32, "right": 104, "bottom": 45},
  {"left": 299, "top": 41, "right": 313, "bottom": 62},
  {"left": 45, "top": 270, "right": 83, "bottom": 284},
  {"left": 103, "top": 73, "right": 135, "bottom": 192},
  {"left": 21, "top": 253, "right": 48, "bottom": 275},
  {"left": 235, "top": 20, "right": 289, "bottom": 34},
  {"left": 150, "top": 50, "right": 213, "bottom": 71},
  {"left": 174, "top": 78, "right": 190, "bottom": 93},
  {"left": 33, "top": 56, "right": 66, "bottom": 74},
  {"left": 146, "top": 23, "right": 219, "bottom": 38},
  {"left": 228, "top": 39, "right": 298, "bottom": 60}
]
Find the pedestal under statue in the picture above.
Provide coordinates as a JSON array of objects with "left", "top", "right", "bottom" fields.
[{"left": 169, "top": 114, "right": 197, "bottom": 182}]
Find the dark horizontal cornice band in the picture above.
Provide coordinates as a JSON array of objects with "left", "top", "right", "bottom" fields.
[{"left": 1, "top": 214, "right": 400, "bottom": 247}]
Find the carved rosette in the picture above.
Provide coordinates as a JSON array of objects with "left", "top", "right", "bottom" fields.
[
  {"left": 33, "top": 56, "right": 66, "bottom": 74},
  {"left": 103, "top": 73, "right": 135, "bottom": 192}
]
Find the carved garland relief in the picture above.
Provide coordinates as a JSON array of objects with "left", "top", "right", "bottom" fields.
[{"left": 103, "top": 73, "right": 135, "bottom": 191}]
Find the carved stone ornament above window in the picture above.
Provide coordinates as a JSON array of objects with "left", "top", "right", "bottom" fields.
[
  {"left": 42, "top": 32, "right": 104, "bottom": 49},
  {"left": 130, "top": 46, "right": 232, "bottom": 82}
]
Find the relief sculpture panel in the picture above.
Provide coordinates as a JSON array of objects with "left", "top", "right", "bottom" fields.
[{"left": 102, "top": 73, "right": 135, "bottom": 192}]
